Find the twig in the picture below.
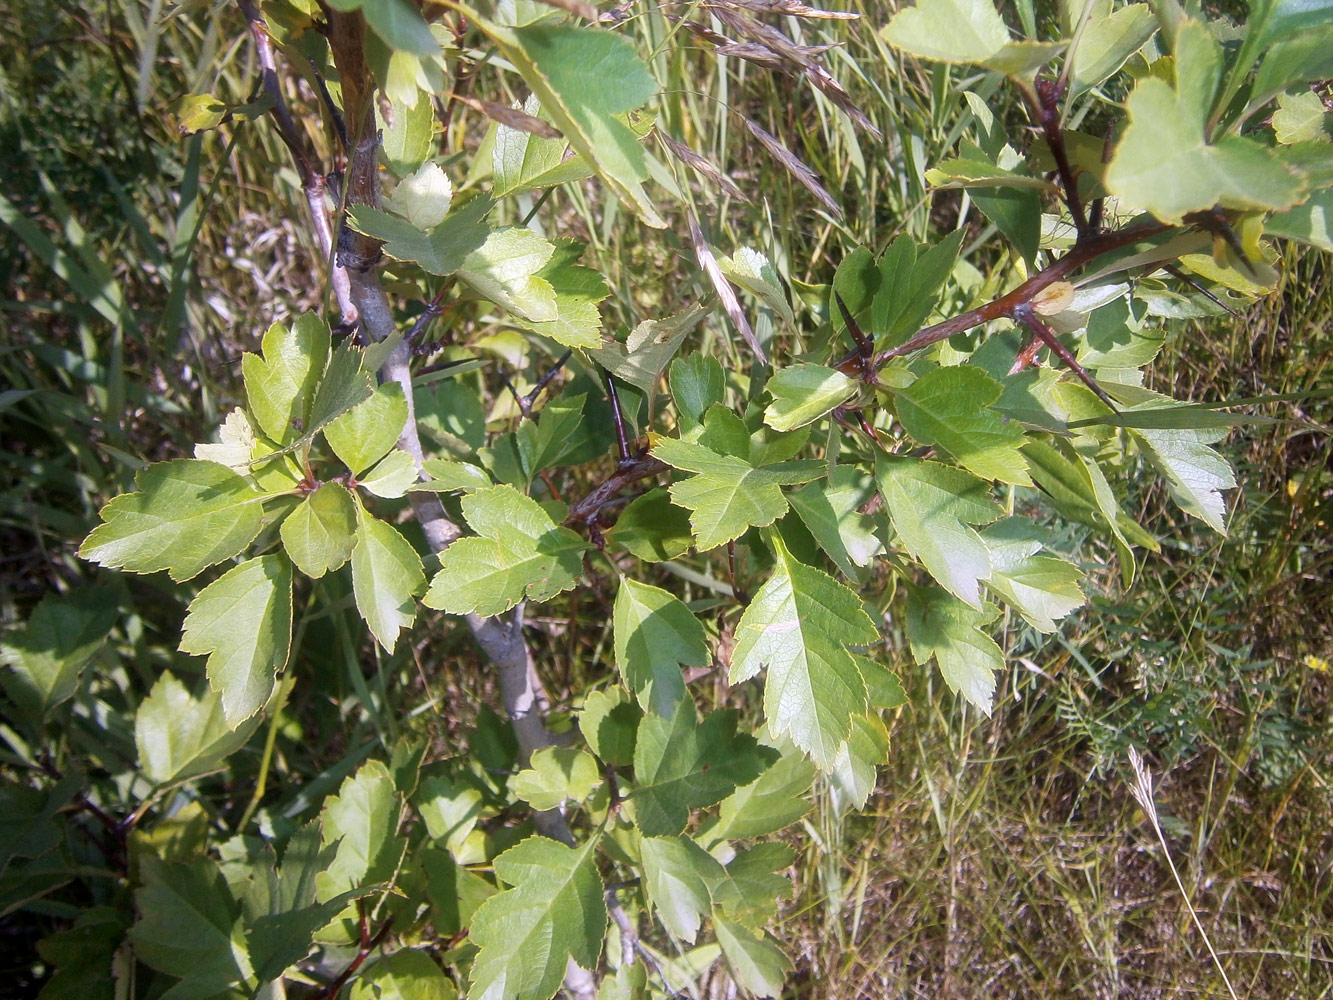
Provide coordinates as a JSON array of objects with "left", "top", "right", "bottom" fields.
[
  {"left": 604, "top": 370, "right": 634, "bottom": 465},
  {"left": 1026, "top": 77, "right": 1089, "bottom": 237},
  {"left": 565, "top": 453, "right": 668, "bottom": 526},
  {"left": 320, "top": 26, "right": 593, "bottom": 991},
  {"left": 606, "top": 887, "right": 677, "bottom": 996},
  {"left": 312, "top": 908, "right": 394, "bottom": 1000},
  {"left": 236, "top": 0, "right": 357, "bottom": 324},
  {"left": 841, "top": 220, "right": 1171, "bottom": 374},
  {"left": 504, "top": 349, "right": 573, "bottom": 419}
]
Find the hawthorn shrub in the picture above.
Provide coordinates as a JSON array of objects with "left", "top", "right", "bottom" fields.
[{"left": 3, "top": 0, "right": 1332, "bottom": 997}]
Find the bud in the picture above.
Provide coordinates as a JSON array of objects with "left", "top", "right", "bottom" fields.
[{"left": 1031, "top": 280, "right": 1074, "bottom": 317}]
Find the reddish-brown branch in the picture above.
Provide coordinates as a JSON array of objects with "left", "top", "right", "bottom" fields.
[
  {"left": 835, "top": 220, "right": 1171, "bottom": 375},
  {"left": 1027, "top": 78, "right": 1090, "bottom": 237},
  {"left": 565, "top": 454, "right": 668, "bottom": 526}
]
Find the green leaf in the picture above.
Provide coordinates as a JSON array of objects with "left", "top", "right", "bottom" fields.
[
  {"left": 468, "top": 836, "right": 607, "bottom": 1000},
  {"left": 279, "top": 482, "right": 357, "bottom": 578},
  {"left": 488, "top": 393, "right": 588, "bottom": 489},
  {"left": 424, "top": 848, "right": 495, "bottom": 935},
  {"left": 906, "top": 588, "right": 1003, "bottom": 715},
  {"left": 763, "top": 364, "right": 858, "bottom": 432},
  {"left": 175, "top": 93, "right": 227, "bottom": 134},
  {"left": 1130, "top": 422, "right": 1236, "bottom": 533},
  {"left": 241, "top": 824, "right": 380, "bottom": 984},
  {"left": 669, "top": 353, "right": 726, "bottom": 434},
  {"left": 1070, "top": 2, "right": 1156, "bottom": 94},
  {"left": 654, "top": 406, "right": 823, "bottom": 550},
  {"left": 605, "top": 488, "right": 694, "bottom": 563},
  {"left": 613, "top": 579, "right": 709, "bottom": 715},
  {"left": 877, "top": 456, "right": 1001, "bottom": 608},
  {"left": 894, "top": 365, "right": 1031, "bottom": 485},
  {"left": 971, "top": 175, "right": 1043, "bottom": 265},
  {"left": 711, "top": 751, "right": 816, "bottom": 841},
  {"left": 632, "top": 702, "right": 775, "bottom": 836},
  {"left": 386, "top": 160, "right": 453, "bottom": 230},
  {"left": 1266, "top": 188, "right": 1333, "bottom": 251},
  {"left": 710, "top": 842, "right": 794, "bottom": 925},
  {"left": 511, "top": 747, "right": 602, "bottom": 811},
  {"left": 718, "top": 246, "right": 795, "bottom": 327},
  {"left": 1250, "top": 0, "right": 1333, "bottom": 50},
  {"left": 378, "top": 92, "right": 435, "bottom": 177},
  {"left": 731, "top": 536, "right": 875, "bottom": 769},
  {"left": 340, "top": 0, "right": 438, "bottom": 56},
  {"left": 579, "top": 687, "right": 641, "bottom": 767},
  {"left": 456, "top": 226, "right": 558, "bottom": 320},
  {"left": 129, "top": 856, "right": 253, "bottom": 997},
  {"left": 0, "top": 587, "right": 118, "bottom": 717},
  {"left": 1078, "top": 296, "right": 1164, "bottom": 374},
  {"left": 318, "top": 761, "right": 400, "bottom": 899},
  {"left": 417, "top": 459, "right": 494, "bottom": 493},
  {"left": 351, "top": 951, "right": 457, "bottom": 1000},
  {"left": 34, "top": 906, "right": 127, "bottom": 1000},
  {"left": 135, "top": 673, "right": 263, "bottom": 785},
  {"left": 416, "top": 773, "right": 484, "bottom": 856},
  {"left": 494, "top": 21, "right": 664, "bottom": 227},
  {"left": 424, "top": 485, "right": 586, "bottom": 616},
  {"left": 1272, "top": 90, "right": 1331, "bottom": 145},
  {"left": 351, "top": 504, "right": 426, "bottom": 653},
  {"left": 493, "top": 96, "right": 588, "bottom": 197},
  {"left": 639, "top": 835, "right": 725, "bottom": 942},
  {"left": 1105, "top": 21, "right": 1307, "bottom": 223},
  {"left": 349, "top": 196, "right": 494, "bottom": 276},
  {"left": 80, "top": 460, "right": 271, "bottom": 582},
  {"left": 981, "top": 519, "right": 1085, "bottom": 632},
  {"left": 871, "top": 230, "right": 966, "bottom": 350},
  {"left": 1252, "top": 26, "right": 1333, "bottom": 107},
  {"left": 242, "top": 313, "right": 330, "bottom": 445},
  {"left": 787, "top": 468, "right": 885, "bottom": 581},
  {"left": 881, "top": 0, "right": 1011, "bottom": 65},
  {"left": 0, "top": 776, "right": 78, "bottom": 877},
  {"left": 324, "top": 381, "right": 408, "bottom": 476},
  {"left": 179, "top": 554, "right": 292, "bottom": 727},
  {"left": 359, "top": 449, "right": 420, "bottom": 499},
  {"left": 594, "top": 305, "right": 709, "bottom": 393},
  {"left": 714, "top": 920, "right": 792, "bottom": 998},
  {"left": 829, "top": 713, "right": 889, "bottom": 812},
  {"left": 307, "top": 340, "right": 376, "bottom": 435},
  {"left": 520, "top": 239, "right": 611, "bottom": 349}
]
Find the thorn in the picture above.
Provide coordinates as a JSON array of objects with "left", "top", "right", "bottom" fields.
[{"left": 1013, "top": 304, "right": 1118, "bottom": 411}]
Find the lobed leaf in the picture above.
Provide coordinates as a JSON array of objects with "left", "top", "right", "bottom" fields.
[
  {"left": 351, "top": 504, "right": 426, "bottom": 653},
  {"left": 80, "top": 460, "right": 272, "bottom": 583},
  {"left": 613, "top": 579, "right": 709, "bottom": 715},
  {"left": 279, "top": 483, "right": 357, "bottom": 579},
  {"left": 632, "top": 702, "right": 775, "bottom": 836},
  {"left": 468, "top": 836, "right": 607, "bottom": 1000},
  {"left": 179, "top": 554, "right": 293, "bottom": 727},
  {"left": 876, "top": 456, "right": 1001, "bottom": 609},
  {"left": 906, "top": 588, "right": 1003, "bottom": 715},
  {"left": 424, "top": 485, "right": 586, "bottom": 616},
  {"left": 731, "top": 536, "right": 876, "bottom": 769},
  {"left": 892, "top": 365, "right": 1031, "bottom": 485}
]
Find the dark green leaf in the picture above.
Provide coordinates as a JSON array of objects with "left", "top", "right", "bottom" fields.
[{"left": 632, "top": 702, "right": 775, "bottom": 836}]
